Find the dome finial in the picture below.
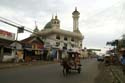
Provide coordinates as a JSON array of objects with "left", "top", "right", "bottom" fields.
[
  {"left": 33, "top": 21, "right": 39, "bottom": 32},
  {"left": 35, "top": 21, "right": 38, "bottom": 28},
  {"left": 52, "top": 14, "right": 54, "bottom": 19},
  {"left": 75, "top": 7, "right": 77, "bottom": 11},
  {"left": 55, "top": 13, "right": 58, "bottom": 19},
  {"left": 72, "top": 7, "right": 80, "bottom": 15}
]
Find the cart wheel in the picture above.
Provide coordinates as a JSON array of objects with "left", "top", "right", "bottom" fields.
[
  {"left": 63, "top": 68, "right": 66, "bottom": 76},
  {"left": 66, "top": 68, "right": 69, "bottom": 74},
  {"left": 77, "top": 68, "right": 81, "bottom": 74},
  {"left": 63, "top": 68, "right": 69, "bottom": 76}
]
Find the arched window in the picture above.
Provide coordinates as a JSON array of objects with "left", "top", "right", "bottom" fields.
[
  {"left": 56, "top": 42, "right": 60, "bottom": 47},
  {"left": 56, "top": 35, "right": 60, "bottom": 40},
  {"left": 57, "top": 21, "right": 59, "bottom": 24},
  {"left": 54, "top": 21, "right": 56, "bottom": 24},
  {"left": 71, "top": 44, "right": 74, "bottom": 48},
  {"left": 80, "top": 44, "right": 82, "bottom": 47},
  {"left": 71, "top": 38, "right": 74, "bottom": 42},
  {"left": 64, "top": 37, "right": 67, "bottom": 41},
  {"left": 64, "top": 43, "right": 67, "bottom": 48}
]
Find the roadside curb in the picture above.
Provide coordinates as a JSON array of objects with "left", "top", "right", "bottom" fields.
[
  {"left": 0, "top": 63, "right": 21, "bottom": 70},
  {"left": 0, "top": 61, "right": 58, "bottom": 70}
]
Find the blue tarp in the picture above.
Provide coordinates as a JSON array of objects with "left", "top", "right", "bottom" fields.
[{"left": 51, "top": 49, "right": 57, "bottom": 58}]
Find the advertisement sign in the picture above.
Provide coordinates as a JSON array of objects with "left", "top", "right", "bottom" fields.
[{"left": 0, "top": 29, "right": 15, "bottom": 40}]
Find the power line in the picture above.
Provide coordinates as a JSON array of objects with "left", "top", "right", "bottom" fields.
[
  {"left": 0, "top": 16, "right": 34, "bottom": 32},
  {"left": 0, "top": 16, "right": 34, "bottom": 33},
  {"left": 0, "top": 16, "right": 22, "bottom": 26}
]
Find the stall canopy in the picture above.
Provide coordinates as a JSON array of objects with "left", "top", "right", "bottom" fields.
[{"left": 0, "top": 38, "right": 13, "bottom": 47}]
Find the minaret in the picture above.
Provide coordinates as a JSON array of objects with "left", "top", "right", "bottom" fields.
[
  {"left": 33, "top": 21, "right": 39, "bottom": 32},
  {"left": 72, "top": 7, "right": 80, "bottom": 32}
]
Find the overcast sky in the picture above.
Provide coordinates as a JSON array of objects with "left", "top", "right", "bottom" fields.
[{"left": 0, "top": 0, "right": 124, "bottom": 52}]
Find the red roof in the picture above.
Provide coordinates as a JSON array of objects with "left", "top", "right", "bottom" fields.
[{"left": 21, "top": 36, "right": 44, "bottom": 44}]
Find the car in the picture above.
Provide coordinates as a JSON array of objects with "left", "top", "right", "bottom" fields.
[
  {"left": 97, "top": 55, "right": 104, "bottom": 61},
  {"left": 104, "top": 54, "right": 111, "bottom": 64}
]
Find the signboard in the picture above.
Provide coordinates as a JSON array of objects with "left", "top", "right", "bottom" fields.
[
  {"left": 0, "top": 29, "right": 15, "bottom": 40},
  {"left": 88, "top": 49, "right": 101, "bottom": 51}
]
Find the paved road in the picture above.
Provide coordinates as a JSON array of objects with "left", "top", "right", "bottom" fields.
[{"left": 0, "top": 59, "right": 99, "bottom": 83}]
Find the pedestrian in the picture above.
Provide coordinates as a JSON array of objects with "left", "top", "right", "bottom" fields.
[
  {"left": 47, "top": 49, "right": 51, "bottom": 61},
  {"left": 16, "top": 50, "right": 24, "bottom": 63},
  {"left": 120, "top": 50, "right": 125, "bottom": 74}
]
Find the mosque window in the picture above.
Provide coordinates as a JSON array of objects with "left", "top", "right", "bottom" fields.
[
  {"left": 80, "top": 44, "right": 82, "bottom": 47},
  {"left": 57, "top": 21, "right": 59, "bottom": 24},
  {"left": 56, "top": 35, "right": 60, "bottom": 40},
  {"left": 71, "top": 38, "right": 74, "bottom": 42},
  {"left": 56, "top": 42, "right": 60, "bottom": 47},
  {"left": 64, "top": 37, "right": 67, "bottom": 41},
  {"left": 64, "top": 43, "right": 67, "bottom": 48},
  {"left": 71, "top": 44, "right": 74, "bottom": 48}
]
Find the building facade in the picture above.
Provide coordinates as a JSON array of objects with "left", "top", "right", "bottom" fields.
[
  {"left": 32, "top": 8, "right": 84, "bottom": 50},
  {"left": 21, "top": 36, "right": 44, "bottom": 62},
  {"left": 0, "top": 29, "right": 15, "bottom": 62},
  {"left": 118, "top": 34, "right": 125, "bottom": 51}
]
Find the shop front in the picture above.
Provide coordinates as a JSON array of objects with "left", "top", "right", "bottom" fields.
[
  {"left": 21, "top": 36, "right": 44, "bottom": 62},
  {"left": 0, "top": 29, "right": 15, "bottom": 62},
  {"left": 23, "top": 44, "right": 43, "bottom": 62},
  {"left": 0, "top": 39, "right": 14, "bottom": 62}
]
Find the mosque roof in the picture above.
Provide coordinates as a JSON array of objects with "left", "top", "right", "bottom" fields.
[
  {"left": 44, "top": 15, "right": 60, "bottom": 29},
  {"left": 72, "top": 7, "right": 80, "bottom": 15},
  {"left": 37, "top": 29, "right": 84, "bottom": 40},
  {"left": 44, "top": 21, "right": 52, "bottom": 29}
]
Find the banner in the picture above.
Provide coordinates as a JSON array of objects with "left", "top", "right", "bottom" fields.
[{"left": 0, "top": 29, "right": 15, "bottom": 40}]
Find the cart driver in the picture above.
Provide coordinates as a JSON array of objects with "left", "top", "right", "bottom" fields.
[
  {"left": 61, "top": 50, "right": 68, "bottom": 65},
  {"left": 75, "top": 54, "right": 81, "bottom": 65}
]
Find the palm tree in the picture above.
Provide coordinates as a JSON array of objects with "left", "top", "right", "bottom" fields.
[{"left": 106, "top": 40, "right": 118, "bottom": 53}]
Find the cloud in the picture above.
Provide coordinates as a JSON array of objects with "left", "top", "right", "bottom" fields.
[
  {"left": 0, "top": 0, "right": 124, "bottom": 51},
  {"left": 0, "top": 0, "right": 70, "bottom": 15},
  {"left": 79, "top": 0, "right": 123, "bottom": 49}
]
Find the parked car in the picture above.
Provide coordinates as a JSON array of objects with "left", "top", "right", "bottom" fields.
[
  {"left": 97, "top": 55, "right": 104, "bottom": 61},
  {"left": 104, "top": 54, "right": 111, "bottom": 65}
]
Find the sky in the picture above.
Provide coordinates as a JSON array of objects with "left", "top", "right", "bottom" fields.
[{"left": 0, "top": 0, "right": 124, "bottom": 52}]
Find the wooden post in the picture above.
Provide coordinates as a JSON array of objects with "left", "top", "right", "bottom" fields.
[{"left": 0, "top": 47, "right": 4, "bottom": 62}]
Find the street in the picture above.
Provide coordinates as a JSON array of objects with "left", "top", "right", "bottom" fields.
[{"left": 0, "top": 59, "right": 99, "bottom": 83}]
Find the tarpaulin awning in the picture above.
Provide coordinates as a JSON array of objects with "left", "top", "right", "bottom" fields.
[{"left": 119, "top": 48, "right": 125, "bottom": 51}]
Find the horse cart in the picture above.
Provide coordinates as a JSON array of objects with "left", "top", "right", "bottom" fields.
[{"left": 60, "top": 51, "right": 81, "bottom": 75}]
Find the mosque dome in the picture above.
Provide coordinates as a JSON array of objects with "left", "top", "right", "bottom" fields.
[
  {"left": 44, "top": 15, "right": 60, "bottom": 29},
  {"left": 44, "top": 21, "right": 52, "bottom": 29}
]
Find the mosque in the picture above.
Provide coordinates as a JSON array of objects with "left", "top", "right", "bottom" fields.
[{"left": 32, "top": 7, "right": 84, "bottom": 51}]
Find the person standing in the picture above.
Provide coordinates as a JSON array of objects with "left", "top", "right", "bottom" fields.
[{"left": 120, "top": 50, "right": 125, "bottom": 74}]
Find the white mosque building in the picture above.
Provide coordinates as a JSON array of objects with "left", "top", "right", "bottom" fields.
[{"left": 32, "top": 7, "right": 84, "bottom": 51}]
